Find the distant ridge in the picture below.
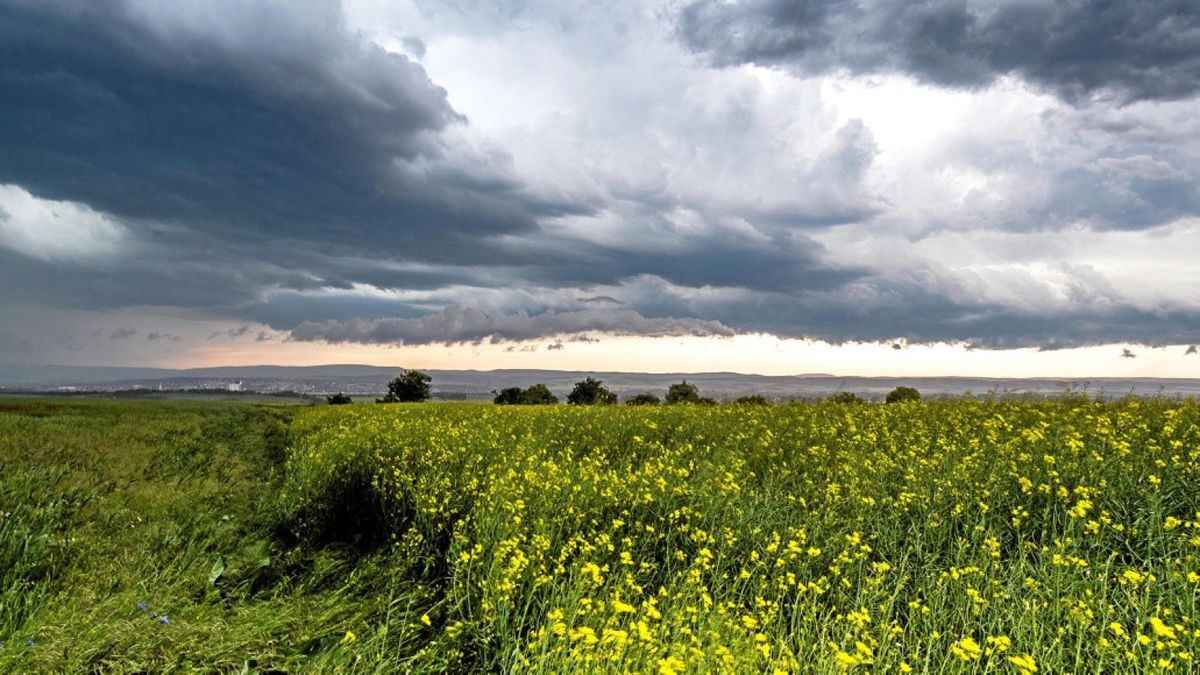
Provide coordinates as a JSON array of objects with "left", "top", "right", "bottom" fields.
[{"left": 2, "top": 363, "right": 1198, "bottom": 399}]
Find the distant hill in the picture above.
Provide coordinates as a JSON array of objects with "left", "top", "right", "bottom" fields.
[{"left": 2, "top": 363, "right": 1199, "bottom": 400}]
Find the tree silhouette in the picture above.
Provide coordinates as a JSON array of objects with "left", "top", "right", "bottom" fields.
[
  {"left": 521, "top": 384, "right": 559, "bottom": 405},
  {"left": 378, "top": 370, "right": 432, "bottom": 403},
  {"left": 493, "top": 387, "right": 524, "bottom": 405},
  {"left": 625, "top": 393, "right": 661, "bottom": 405},
  {"left": 567, "top": 377, "right": 617, "bottom": 405},
  {"left": 885, "top": 386, "right": 922, "bottom": 404}
]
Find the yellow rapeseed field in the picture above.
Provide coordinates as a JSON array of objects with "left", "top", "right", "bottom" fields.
[{"left": 277, "top": 398, "right": 1200, "bottom": 672}]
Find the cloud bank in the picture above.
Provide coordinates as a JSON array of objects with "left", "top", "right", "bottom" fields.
[
  {"left": 289, "top": 306, "right": 735, "bottom": 345},
  {"left": 0, "top": 0, "right": 1197, "bottom": 363}
]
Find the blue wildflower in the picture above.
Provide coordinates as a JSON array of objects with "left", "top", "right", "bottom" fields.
[
  {"left": 137, "top": 601, "right": 148, "bottom": 612},
  {"left": 159, "top": 616, "right": 169, "bottom": 625},
  {"left": 26, "top": 639, "right": 34, "bottom": 647}
]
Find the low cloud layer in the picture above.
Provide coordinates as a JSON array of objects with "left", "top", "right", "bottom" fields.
[{"left": 289, "top": 306, "right": 735, "bottom": 346}]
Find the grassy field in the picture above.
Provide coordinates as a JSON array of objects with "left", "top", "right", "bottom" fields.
[{"left": 2, "top": 397, "right": 1198, "bottom": 672}]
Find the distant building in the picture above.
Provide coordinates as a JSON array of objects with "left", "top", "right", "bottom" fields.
[{"left": 228, "top": 380, "right": 243, "bottom": 392}]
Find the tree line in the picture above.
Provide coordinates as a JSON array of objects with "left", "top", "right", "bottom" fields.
[{"left": 327, "top": 371, "right": 923, "bottom": 406}]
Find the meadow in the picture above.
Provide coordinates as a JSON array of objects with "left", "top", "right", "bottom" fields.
[{"left": 1, "top": 396, "right": 1198, "bottom": 672}]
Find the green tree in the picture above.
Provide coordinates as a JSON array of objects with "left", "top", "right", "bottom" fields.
[
  {"left": 665, "top": 380, "right": 704, "bottom": 405},
  {"left": 493, "top": 387, "right": 524, "bottom": 405},
  {"left": 828, "top": 391, "right": 867, "bottom": 404},
  {"left": 326, "top": 392, "right": 353, "bottom": 405},
  {"left": 567, "top": 377, "right": 617, "bottom": 405},
  {"left": 378, "top": 370, "right": 432, "bottom": 403},
  {"left": 625, "top": 393, "right": 661, "bottom": 406},
  {"left": 521, "top": 384, "right": 559, "bottom": 405},
  {"left": 734, "top": 394, "right": 770, "bottom": 405},
  {"left": 885, "top": 386, "right": 922, "bottom": 404}
]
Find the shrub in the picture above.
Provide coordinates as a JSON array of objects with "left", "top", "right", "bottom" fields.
[
  {"left": 567, "top": 377, "right": 617, "bottom": 405},
  {"left": 493, "top": 387, "right": 524, "bottom": 405},
  {"left": 734, "top": 394, "right": 770, "bottom": 405},
  {"left": 326, "top": 392, "right": 353, "bottom": 405},
  {"left": 828, "top": 391, "right": 867, "bottom": 404},
  {"left": 885, "top": 386, "right": 922, "bottom": 404},
  {"left": 521, "top": 384, "right": 559, "bottom": 405},
  {"left": 495, "top": 384, "right": 559, "bottom": 405},
  {"left": 625, "top": 393, "right": 662, "bottom": 406},
  {"left": 665, "top": 380, "right": 704, "bottom": 405}
]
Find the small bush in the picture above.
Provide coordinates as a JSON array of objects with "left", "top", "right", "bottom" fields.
[
  {"left": 885, "top": 386, "right": 922, "bottom": 404},
  {"left": 625, "top": 393, "right": 661, "bottom": 406},
  {"left": 493, "top": 387, "right": 525, "bottom": 405},
  {"left": 567, "top": 377, "right": 617, "bottom": 405}
]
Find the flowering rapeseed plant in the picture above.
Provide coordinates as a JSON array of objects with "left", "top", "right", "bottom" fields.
[{"left": 275, "top": 398, "right": 1200, "bottom": 671}]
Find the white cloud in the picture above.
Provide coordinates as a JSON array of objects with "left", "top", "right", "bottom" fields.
[{"left": 0, "top": 185, "right": 126, "bottom": 261}]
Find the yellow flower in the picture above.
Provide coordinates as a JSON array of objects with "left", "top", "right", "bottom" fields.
[
  {"left": 834, "top": 651, "right": 860, "bottom": 669},
  {"left": 420, "top": 614, "right": 432, "bottom": 626},
  {"left": 1120, "top": 570, "right": 1145, "bottom": 585},
  {"left": 1149, "top": 617, "right": 1177, "bottom": 640},
  {"left": 658, "top": 655, "right": 685, "bottom": 675},
  {"left": 951, "top": 636, "right": 983, "bottom": 661},
  {"left": 340, "top": 630, "right": 357, "bottom": 645},
  {"left": 570, "top": 626, "right": 599, "bottom": 645},
  {"left": 1007, "top": 653, "right": 1038, "bottom": 673}
]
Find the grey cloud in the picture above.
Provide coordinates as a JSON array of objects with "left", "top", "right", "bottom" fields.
[
  {"left": 547, "top": 341, "right": 565, "bottom": 350},
  {"left": 289, "top": 305, "right": 735, "bottom": 346},
  {"left": 1186, "top": 345, "right": 1197, "bottom": 355},
  {"left": 109, "top": 328, "right": 136, "bottom": 340},
  {"left": 1121, "top": 348, "right": 1137, "bottom": 358},
  {"left": 255, "top": 331, "right": 276, "bottom": 343},
  {"left": 0, "top": 0, "right": 583, "bottom": 262},
  {"left": 208, "top": 325, "right": 250, "bottom": 340},
  {"left": 577, "top": 296, "right": 625, "bottom": 305},
  {"left": 146, "top": 332, "right": 179, "bottom": 343},
  {"left": 401, "top": 36, "right": 427, "bottom": 59},
  {"left": 505, "top": 344, "right": 540, "bottom": 353},
  {"left": 678, "top": 0, "right": 1200, "bottom": 103},
  {"left": 614, "top": 272, "right": 1200, "bottom": 350}
]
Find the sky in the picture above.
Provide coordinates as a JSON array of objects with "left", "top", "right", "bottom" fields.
[{"left": 0, "top": 0, "right": 1198, "bottom": 377}]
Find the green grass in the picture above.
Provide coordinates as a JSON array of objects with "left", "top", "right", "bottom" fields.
[
  {"left": 2, "top": 397, "right": 1198, "bottom": 672},
  {"left": 0, "top": 398, "right": 398, "bottom": 672}
]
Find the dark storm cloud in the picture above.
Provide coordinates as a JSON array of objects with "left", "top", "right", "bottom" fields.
[
  {"left": 613, "top": 270, "right": 1200, "bottom": 350},
  {"left": 0, "top": 0, "right": 582, "bottom": 259},
  {"left": 109, "top": 328, "right": 137, "bottom": 340},
  {"left": 289, "top": 306, "right": 735, "bottom": 346},
  {"left": 678, "top": 0, "right": 1200, "bottom": 103}
]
